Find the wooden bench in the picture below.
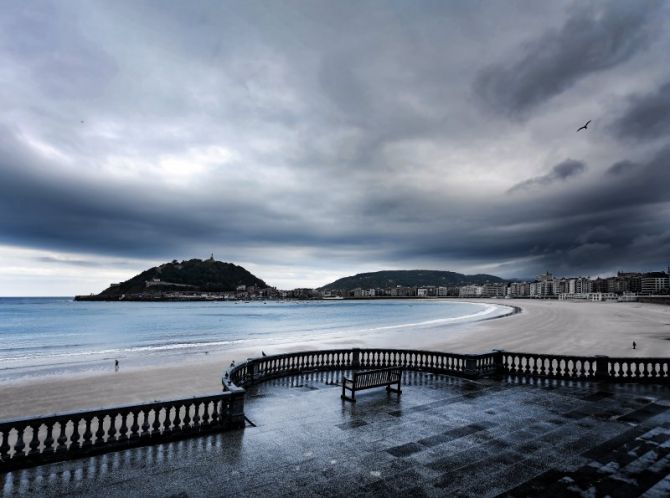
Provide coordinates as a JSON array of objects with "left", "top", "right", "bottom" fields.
[{"left": 341, "top": 367, "right": 403, "bottom": 403}]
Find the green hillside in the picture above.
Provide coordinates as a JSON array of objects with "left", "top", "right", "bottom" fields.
[
  {"left": 320, "top": 270, "right": 505, "bottom": 290},
  {"left": 95, "top": 258, "right": 267, "bottom": 297}
]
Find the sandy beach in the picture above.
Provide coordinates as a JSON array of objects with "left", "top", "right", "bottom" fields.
[{"left": 2, "top": 299, "right": 670, "bottom": 420}]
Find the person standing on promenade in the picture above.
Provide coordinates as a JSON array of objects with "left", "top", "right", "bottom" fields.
[{"left": 115, "top": 359, "right": 119, "bottom": 371}]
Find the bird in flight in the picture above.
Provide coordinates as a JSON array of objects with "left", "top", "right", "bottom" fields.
[{"left": 577, "top": 120, "right": 591, "bottom": 132}]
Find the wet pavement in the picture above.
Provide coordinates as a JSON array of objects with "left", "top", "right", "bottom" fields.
[{"left": 4, "top": 371, "right": 670, "bottom": 497}]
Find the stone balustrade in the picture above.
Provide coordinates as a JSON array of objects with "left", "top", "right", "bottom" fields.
[
  {"left": 4, "top": 348, "right": 666, "bottom": 472},
  {"left": 0, "top": 391, "right": 244, "bottom": 472},
  {"left": 223, "top": 348, "right": 501, "bottom": 390},
  {"left": 608, "top": 357, "right": 670, "bottom": 380},
  {"left": 222, "top": 348, "right": 670, "bottom": 390}
]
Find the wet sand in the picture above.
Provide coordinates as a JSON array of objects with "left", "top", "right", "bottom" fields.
[{"left": 2, "top": 299, "right": 670, "bottom": 419}]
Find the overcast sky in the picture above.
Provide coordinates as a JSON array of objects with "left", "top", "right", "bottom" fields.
[{"left": 1, "top": 0, "right": 669, "bottom": 295}]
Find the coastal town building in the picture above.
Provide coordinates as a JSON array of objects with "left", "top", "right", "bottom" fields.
[
  {"left": 641, "top": 272, "right": 670, "bottom": 295},
  {"left": 482, "top": 283, "right": 506, "bottom": 298},
  {"left": 459, "top": 285, "right": 483, "bottom": 297}
]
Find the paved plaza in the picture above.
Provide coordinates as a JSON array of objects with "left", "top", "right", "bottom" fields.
[{"left": 4, "top": 372, "right": 670, "bottom": 497}]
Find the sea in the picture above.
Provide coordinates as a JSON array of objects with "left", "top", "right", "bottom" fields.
[{"left": 0, "top": 298, "right": 511, "bottom": 383}]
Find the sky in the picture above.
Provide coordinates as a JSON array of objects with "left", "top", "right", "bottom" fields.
[{"left": 1, "top": 0, "right": 669, "bottom": 295}]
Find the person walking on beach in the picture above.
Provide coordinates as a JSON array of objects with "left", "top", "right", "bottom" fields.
[
  {"left": 115, "top": 359, "right": 119, "bottom": 371},
  {"left": 633, "top": 341, "right": 637, "bottom": 350}
]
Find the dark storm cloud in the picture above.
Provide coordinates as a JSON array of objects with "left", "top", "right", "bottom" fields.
[
  {"left": 508, "top": 160, "right": 586, "bottom": 193},
  {"left": 475, "top": 1, "right": 661, "bottom": 117},
  {"left": 609, "top": 81, "right": 670, "bottom": 141},
  {"left": 360, "top": 143, "right": 670, "bottom": 276},
  {"left": 606, "top": 160, "right": 637, "bottom": 176},
  {"left": 1, "top": 0, "right": 669, "bottom": 291}
]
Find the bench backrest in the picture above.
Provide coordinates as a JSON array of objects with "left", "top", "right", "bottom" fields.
[{"left": 353, "top": 367, "right": 402, "bottom": 389}]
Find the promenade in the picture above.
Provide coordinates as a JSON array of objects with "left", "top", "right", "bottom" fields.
[{"left": 4, "top": 371, "right": 670, "bottom": 497}]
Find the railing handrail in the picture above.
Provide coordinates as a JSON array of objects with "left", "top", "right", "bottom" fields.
[
  {"left": 0, "top": 392, "right": 230, "bottom": 429},
  {"left": 0, "top": 389, "right": 246, "bottom": 472},
  {"left": 223, "top": 348, "right": 670, "bottom": 391}
]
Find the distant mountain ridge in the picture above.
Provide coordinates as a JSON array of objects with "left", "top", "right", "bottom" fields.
[
  {"left": 320, "top": 270, "right": 506, "bottom": 290},
  {"left": 80, "top": 258, "right": 267, "bottom": 300}
]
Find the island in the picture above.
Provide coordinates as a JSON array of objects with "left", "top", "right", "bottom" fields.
[{"left": 74, "top": 257, "right": 271, "bottom": 301}]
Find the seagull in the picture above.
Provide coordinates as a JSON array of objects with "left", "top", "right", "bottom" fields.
[
  {"left": 577, "top": 120, "right": 591, "bottom": 132},
  {"left": 262, "top": 351, "right": 267, "bottom": 357}
]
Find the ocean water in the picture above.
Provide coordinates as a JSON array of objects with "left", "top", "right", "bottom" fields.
[{"left": 0, "top": 298, "right": 509, "bottom": 382}]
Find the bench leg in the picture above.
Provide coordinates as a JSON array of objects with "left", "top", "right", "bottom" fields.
[
  {"left": 386, "top": 382, "right": 402, "bottom": 395},
  {"left": 341, "top": 384, "right": 356, "bottom": 403}
]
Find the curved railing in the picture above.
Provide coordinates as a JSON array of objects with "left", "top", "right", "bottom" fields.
[
  {"left": 222, "top": 348, "right": 670, "bottom": 390},
  {"left": 0, "top": 391, "right": 244, "bottom": 472},
  {"left": 223, "top": 348, "right": 500, "bottom": 390}
]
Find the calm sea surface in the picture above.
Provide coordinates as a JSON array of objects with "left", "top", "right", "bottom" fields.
[{"left": 0, "top": 298, "right": 508, "bottom": 382}]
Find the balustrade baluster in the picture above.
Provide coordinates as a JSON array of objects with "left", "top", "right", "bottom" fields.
[
  {"left": 129, "top": 411, "right": 140, "bottom": 440},
  {"left": 202, "top": 402, "right": 211, "bottom": 427},
  {"left": 106, "top": 414, "right": 118, "bottom": 443},
  {"left": 119, "top": 411, "right": 130, "bottom": 441},
  {"left": 151, "top": 407, "right": 162, "bottom": 435},
  {"left": 0, "top": 429, "right": 10, "bottom": 461},
  {"left": 163, "top": 407, "right": 174, "bottom": 433},
  {"left": 55, "top": 421, "right": 68, "bottom": 453},
  {"left": 142, "top": 410, "right": 152, "bottom": 437},
  {"left": 211, "top": 401, "right": 220, "bottom": 425},
  {"left": 95, "top": 416, "right": 106, "bottom": 446},
  {"left": 14, "top": 425, "right": 27, "bottom": 458},
  {"left": 81, "top": 417, "right": 93, "bottom": 449},
  {"left": 28, "top": 424, "right": 41, "bottom": 456},
  {"left": 193, "top": 403, "right": 201, "bottom": 429},
  {"left": 43, "top": 423, "right": 55, "bottom": 454},
  {"left": 182, "top": 404, "right": 191, "bottom": 430},
  {"left": 70, "top": 418, "right": 81, "bottom": 450}
]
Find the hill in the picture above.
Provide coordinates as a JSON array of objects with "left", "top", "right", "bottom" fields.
[
  {"left": 320, "top": 270, "right": 505, "bottom": 291},
  {"left": 78, "top": 258, "right": 267, "bottom": 300}
]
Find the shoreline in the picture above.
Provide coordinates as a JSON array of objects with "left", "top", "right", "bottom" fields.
[{"left": 3, "top": 299, "right": 670, "bottom": 419}]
